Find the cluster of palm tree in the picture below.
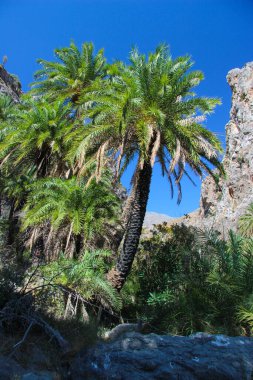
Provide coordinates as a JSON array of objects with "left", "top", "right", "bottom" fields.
[{"left": 0, "top": 41, "right": 223, "bottom": 290}]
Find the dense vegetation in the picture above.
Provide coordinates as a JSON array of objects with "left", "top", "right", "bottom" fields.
[
  {"left": 0, "top": 42, "right": 252, "bottom": 359},
  {"left": 123, "top": 224, "right": 253, "bottom": 336}
]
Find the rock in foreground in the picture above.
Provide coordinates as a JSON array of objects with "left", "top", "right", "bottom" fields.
[{"left": 71, "top": 332, "right": 253, "bottom": 379}]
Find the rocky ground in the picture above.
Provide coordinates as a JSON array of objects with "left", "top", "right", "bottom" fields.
[{"left": 1, "top": 331, "right": 253, "bottom": 379}]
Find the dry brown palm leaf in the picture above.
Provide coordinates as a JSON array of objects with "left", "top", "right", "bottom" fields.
[
  {"left": 169, "top": 138, "right": 181, "bottom": 173},
  {"left": 197, "top": 135, "right": 218, "bottom": 159},
  {"left": 178, "top": 115, "right": 206, "bottom": 127},
  {"left": 96, "top": 140, "right": 109, "bottom": 181},
  {"left": 150, "top": 130, "right": 161, "bottom": 167}
]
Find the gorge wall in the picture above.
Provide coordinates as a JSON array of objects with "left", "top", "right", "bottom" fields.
[
  {"left": 197, "top": 62, "right": 253, "bottom": 236},
  {"left": 0, "top": 65, "right": 21, "bottom": 101},
  {"left": 167, "top": 62, "right": 253, "bottom": 237}
]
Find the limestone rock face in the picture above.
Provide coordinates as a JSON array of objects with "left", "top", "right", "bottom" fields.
[
  {"left": 197, "top": 62, "right": 253, "bottom": 236},
  {"left": 143, "top": 63, "right": 253, "bottom": 235},
  {"left": 0, "top": 65, "right": 22, "bottom": 101}
]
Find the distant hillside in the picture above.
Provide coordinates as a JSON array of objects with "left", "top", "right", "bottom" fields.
[
  {"left": 143, "top": 210, "right": 200, "bottom": 230},
  {"left": 143, "top": 211, "right": 172, "bottom": 229}
]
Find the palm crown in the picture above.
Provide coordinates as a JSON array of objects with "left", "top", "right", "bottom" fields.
[
  {"left": 76, "top": 45, "right": 223, "bottom": 192},
  {"left": 0, "top": 99, "right": 75, "bottom": 178},
  {"left": 32, "top": 42, "right": 106, "bottom": 104}
]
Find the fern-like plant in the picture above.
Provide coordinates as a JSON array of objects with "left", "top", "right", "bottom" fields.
[
  {"left": 40, "top": 250, "right": 122, "bottom": 319},
  {"left": 239, "top": 203, "right": 253, "bottom": 237}
]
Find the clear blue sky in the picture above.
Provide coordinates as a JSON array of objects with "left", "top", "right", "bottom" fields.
[{"left": 1, "top": 0, "right": 252, "bottom": 216}]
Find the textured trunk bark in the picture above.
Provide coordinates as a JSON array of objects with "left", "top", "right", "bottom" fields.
[
  {"left": 75, "top": 233, "right": 83, "bottom": 258},
  {"left": 111, "top": 184, "right": 137, "bottom": 253},
  {"left": 108, "top": 160, "right": 152, "bottom": 290}
]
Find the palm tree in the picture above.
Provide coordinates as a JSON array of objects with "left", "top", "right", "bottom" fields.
[
  {"left": 0, "top": 94, "right": 16, "bottom": 217},
  {"left": 22, "top": 176, "right": 120, "bottom": 258},
  {"left": 75, "top": 45, "right": 224, "bottom": 290},
  {"left": 32, "top": 41, "right": 106, "bottom": 106},
  {"left": 0, "top": 98, "right": 75, "bottom": 179},
  {"left": 0, "top": 97, "right": 78, "bottom": 244}
]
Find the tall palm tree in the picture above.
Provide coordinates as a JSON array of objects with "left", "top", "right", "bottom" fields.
[
  {"left": 31, "top": 41, "right": 106, "bottom": 106},
  {"left": 75, "top": 45, "right": 224, "bottom": 290}
]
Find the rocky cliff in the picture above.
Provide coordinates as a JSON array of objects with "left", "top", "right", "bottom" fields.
[
  {"left": 0, "top": 65, "right": 21, "bottom": 101},
  {"left": 197, "top": 62, "right": 253, "bottom": 236},
  {"left": 159, "top": 62, "right": 253, "bottom": 236}
]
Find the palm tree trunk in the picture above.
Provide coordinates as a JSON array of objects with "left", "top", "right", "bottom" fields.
[
  {"left": 7, "top": 200, "right": 16, "bottom": 245},
  {"left": 111, "top": 184, "right": 137, "bottom": 253},
  {"left": 74, "top": 233, "right": 83, "bottom": 258},
  {"left": 108, "top": 160, "right": 152, "bottom": 290}
]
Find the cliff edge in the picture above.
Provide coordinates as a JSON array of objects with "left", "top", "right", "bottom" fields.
[
  {"left": 0, "top": 65, "right": 21, "bottom": 101},
  {"left": 196, "top": 62, "right": 253, "bottom": 236},
  {"left": 163, "top": 63, "right": 253, "bottom": 235}
]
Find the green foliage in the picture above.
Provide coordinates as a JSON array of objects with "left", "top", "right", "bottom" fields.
[
  {"left": 22, "top": 176, "right": 120, "bottom": 246},
  {"left": 122, "top": 225, "right": 253, "bottom": 335},
  {"left": 40, "top": 250, "right": 122, "bottom": 313},
  {"left": 74, "top": 44, "right": 224, "bottom": 199},
  {"left": 1, "top": 42, "right": 237, "bottom": 338},
  {"left": 0, "top": 94, "right": 15, "bottom": 122},
  {"left": 238, "top": 298, "right": 253, "bottom": 330},
  {"left": 0, "top": 87, "right": 120, "bottom": 255},
  {"left": 239, "top": 203, "right": 253, "bottom": 237},
  {"left": 32, "top": 41, "right": 106, "bottom": 105},
  {"left": 0, "top": 98, "right": 75, "bottom": 179}
]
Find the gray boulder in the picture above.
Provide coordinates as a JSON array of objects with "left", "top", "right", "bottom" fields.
[{"left": 70, "top": 332, "right": 253, "bottom": 379}]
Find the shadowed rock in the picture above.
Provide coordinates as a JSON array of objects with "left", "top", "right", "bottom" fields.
[{"left": 70, "top": 331, "right": 253, "bottom": 379}]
